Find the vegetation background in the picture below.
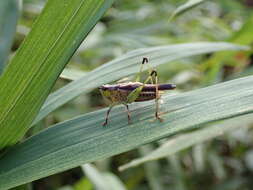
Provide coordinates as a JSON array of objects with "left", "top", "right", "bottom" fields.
[{"left": 0, "top": 0, "right": 253, "bottom": 189}]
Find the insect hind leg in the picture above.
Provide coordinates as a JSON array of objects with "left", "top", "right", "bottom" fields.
[
  {"left": 127, "top": 58, "right": 155, "bottom": 104},
  {"left": 152, "top": 69, "right": 163, "bottom": 122},
  {"left": 134, "top": 57, "right": 163, "bottom": 122},
  {"left": 135, "top": 57, "right": 148, "bottom": 82}
]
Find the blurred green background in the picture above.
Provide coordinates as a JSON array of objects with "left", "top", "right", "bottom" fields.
[{"left": 5, "top": 0, "right": 253, "bottom": 189}]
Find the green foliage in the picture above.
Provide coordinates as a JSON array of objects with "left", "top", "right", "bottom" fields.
[
  {"left": 1, "top": 75, "right": 253, "bottom": 189},
  {"left": 33, "top": 42, "right": 247, "bottom": 125},
  {"left": 0, "top": 0, "right": 253, "bottom": 189},
  {"left": 169, "top": 0, "right": 206, "bottom": 21},
  {"left": 0, "top": 0, "right": 19, "bottom": 74},
  {"left": 82, "top": 164, "right": 126, "bottom": 190},
  {"left": 0, "top": 0, "right": 114, "bottom": 148},
  {"left": 119, "top": 114, "right": 253, "bottom": 171}
]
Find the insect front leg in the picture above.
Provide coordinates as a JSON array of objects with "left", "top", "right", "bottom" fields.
[{"left": 103, "top": 105, "right": 114, "bottom": 126}]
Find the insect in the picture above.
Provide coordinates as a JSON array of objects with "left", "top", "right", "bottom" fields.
[{"left": 99, "top": 57, "right": 176, "bottom": 126}]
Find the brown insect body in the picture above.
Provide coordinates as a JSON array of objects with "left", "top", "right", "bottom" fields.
[
  {"left": 100, "top": 81, "right": 175, "bottom": 104},
  {"left": 135, "top": 91, "right": 157, "bottom": 102},
  {"left": 104, "top": 88, "right": 157, "bottom": 103}
]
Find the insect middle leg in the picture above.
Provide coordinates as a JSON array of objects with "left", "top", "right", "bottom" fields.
[{"left": 124, "top": 104, "right": 131, "bottom": 124}]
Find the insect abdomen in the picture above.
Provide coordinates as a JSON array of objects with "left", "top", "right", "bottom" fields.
[{"left": 135, "top": 92, "right": 156, "bottom": 102}]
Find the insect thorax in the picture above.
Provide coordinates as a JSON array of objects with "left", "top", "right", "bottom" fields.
[
  {"left": 99, "top": 82, "right": 167, "bottom": 104},
  {"left": 110, "top": 90, "right": 130, "bottom": 103},
  {"left": 100, "top": 89, "right": 130, "bottom": 104}
]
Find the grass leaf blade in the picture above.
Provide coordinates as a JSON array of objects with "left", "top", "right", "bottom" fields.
[
  {"left": 0, "top": 0, "right": 19, "bottom": 74},
  {"left": 0, "top": 0, "right": 114, "bottom": 148},
  {"left": 0, "top": 75, "right": 253, "bottom": 189}
]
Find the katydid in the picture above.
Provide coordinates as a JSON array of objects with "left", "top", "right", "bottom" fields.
[{"left": 99, "top": 58, "right": 176, "bottom": 126}]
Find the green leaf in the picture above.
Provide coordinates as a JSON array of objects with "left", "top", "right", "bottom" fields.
[
  {"left": 0, "top": 0, "right": 114, "bottom": 148},
  {"left": 169, "top": 0, "right": 206, "bottom": 21},
  {"left": 33, "top": 42, "right": 249, "bottom": 125},
  {"left": 60, "top": 68, "right": 86, "bottom": 81},
  {"left": 1, "top": 75, "right": 253, "bottom": 189},
  {"left": 0, "top": 0, "right": 19, "bottom": 74},
  {"left": 119, "top": 114, "right": 253, "bottom": 171},
  {"left": 74, "top": 178, "right": 93, "bottom": 190},
  {"left": 82, "top": 164, "right": 126, "bottom": 190},
  {"left": 168, "top": 155, "right": 187, "bottom": 190},
  {"left": 201, "top": 13, "right": 253, "bottom": 84},
  {"left": 140, "top": 145, "right": 164, "bottom": 190}
]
